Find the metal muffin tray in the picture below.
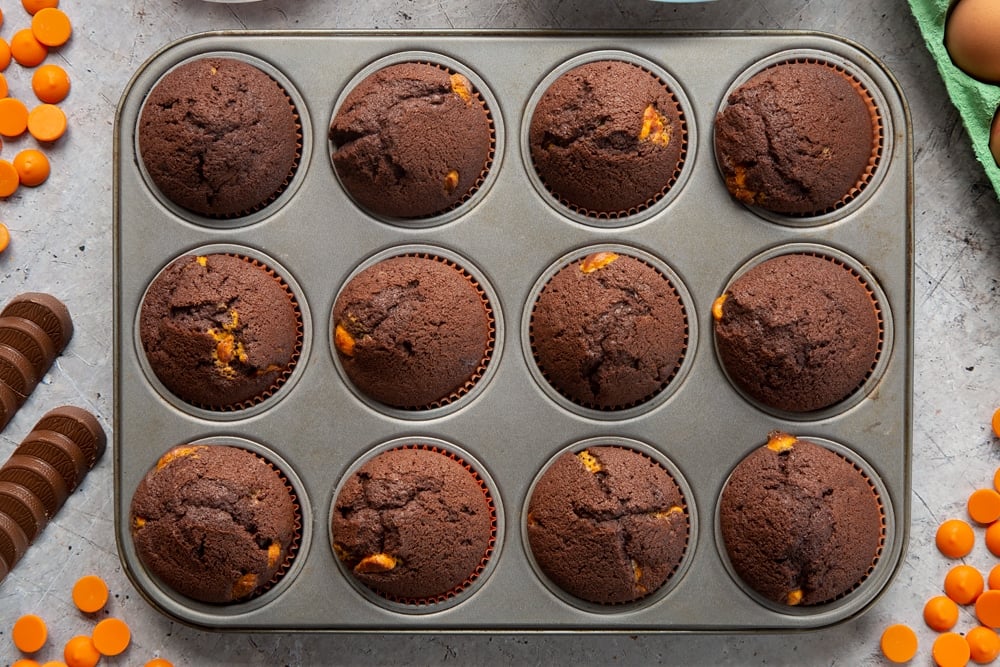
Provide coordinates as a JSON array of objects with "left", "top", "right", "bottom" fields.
[{"left": 113, "top": 30, "right": 913, "bottom": 632}]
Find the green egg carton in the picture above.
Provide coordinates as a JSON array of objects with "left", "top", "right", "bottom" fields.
[{"left": 909, "top": 0, "right": 1000, "bottom": 199}]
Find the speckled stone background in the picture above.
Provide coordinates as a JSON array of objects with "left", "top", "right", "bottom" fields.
[{"left": 0, "top": 1, "right": 997, "bottom": 665}]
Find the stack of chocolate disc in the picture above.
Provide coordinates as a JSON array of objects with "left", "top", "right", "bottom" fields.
[
  {"left": 0, "top": 292, "right": 74, "bottom": 429},
  {"left": 0, "top": 405, "right": 106, "bottom": 582}
]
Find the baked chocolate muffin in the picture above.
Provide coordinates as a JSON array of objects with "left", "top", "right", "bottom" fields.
[
  {"left": 331, "top": 445, "right": 495, "bottom": 604},
  {"left": 530, "top": 251, "right": 687, "bottom": 410},
  {"left": 528, "top": 59, "right": 686, "bottom": 217},
  {"left": 130, "top": 444, "right": 299, "bottom": 604},
  {"left": 330, "top": 61, "right": 494, "bottom": 219},
  {"left": 527, "top": 446, "right": 689, "bottom": 604},
  {"left": 719, "top": 432, "right": 884, "bottom": 606},
  {"left": 714, "top": 60, "right": 880, "bottom": 216},
  {"left": 333, "top": 254, "right": 494, "bottom": 409},
  {"left": 138, "top": 56, "right": 301, "bottom": 218},
  {"left": 139, "top": 253, "right": 302, "bottom": 411},
  {"left": 713, "top": 253, "right": 881, "bottom": 413}
]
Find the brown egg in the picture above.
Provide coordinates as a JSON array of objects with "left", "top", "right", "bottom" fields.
[
  {"left": 991, "top": 107, "right": 1000, "bottom": 167},
  {"left": 945, "top": 0, "right": 1000, "bottom": 83}
]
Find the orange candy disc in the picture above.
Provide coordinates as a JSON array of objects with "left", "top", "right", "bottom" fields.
[
  {"left": 12, "top": 613, "right": 47, "bottom": 653},
  {"left": 72, "top": 574, "right": 109, "bottom": 613},
  {"left": 970, "top": 488, "right": 1000, "bottom": 524},
  {"left": 32, "top": 64, "right": 70, "bottom": 104},
  {"left": 0, "top": 222, "right": 9, "bottom": 253},
  {"left": 933, "top": 631, "right": 972, "bottom": 667},
  {"left": 27, "top": 103, "right": 65, "bottom": 142},
  {"left": 0, "top": 159, "right": 19, "bottom": 197},
  {"left": 0, "top": 37, "right": 11, "bottom": 71},
  {"left": 881, "top": 623, "right": 919, "bottom": 664},
  {"left": 992, "top": 408, "right": 1000, "bottom": 439},
  {"left": 968, "top": 625, "right": 1000, "bottom": 663},
  {"left": 925, "top": 594, "right": 961, "bottom": 631},
  {"left": 945, "top": 564, "right": 985, "bottom": 605},
  {"left": 63, "top": 634, "right": 100, "bottom": 667},
  {"left": 937, "top": 518, "right": 977, "bottom": 558},
  {"left": 13, "top": 149, "right": 49, "bottom": 187},
  {"left": 91, "top": 617, "right": 130, "bottom": 656},
  {"left": 0, "top": 97, "right": 29, "bottom": 137},
  {"left": 10, "top": 28, "right": 47, "bottom": 67},
  {"left": 21, "top": 0, "right": 58, "bottom": 15},
  {"left": 31, "top": 7, "right": 71, "bottom": 47},
  {"left": 977, "top": 589, "right": 1000, "bottom": 628}
]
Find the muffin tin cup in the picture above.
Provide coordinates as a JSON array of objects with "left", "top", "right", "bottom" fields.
[
  {"left": 520, "top": 436, "right": 697, "bottom": 614},
  {"left": 114, "top": 30, "right": 911, "bottom": 632},
  {"left": 118, "top": 435, "right": 312, "bottom": 623},
  {"left": 713, "top": 436, "right": 896, "bottom": 620},
  {"left": 328, "top": 437, "right": 504, "bottom": 615}
]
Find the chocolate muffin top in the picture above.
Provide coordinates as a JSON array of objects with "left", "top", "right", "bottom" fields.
[
  {"left": 530, "top": 251, "right": 687, "bottom": 410},
  {"left": 130, "top": 445, "right": 298, "bottom": 604},
  {"left": 527, "top": 446, "right": 688, "bottom": 604},
  {"left": 529, "top": 59, "right": 686, "bottom": 216},
  {"left": 333, "top": 255, "right": 492, "bottom": 409},
  {"left": 331, "top": 447, "right": 494, "bottom": 603},
  {"left": 330, "top": 62, "right": 493, "bottom": 219},
  {"left": 139, "top": 253, "right": 301, "bottom": 410},
  {"left": 713, "top": 253, "right": 880, "bottom": 413},
  {"left": 138, "top": 57, "right": 300, "bottom": 218},
  {"left": 714, "top": 61, "right": 877, "bottom": 215},
  {"left": 719, "top": 433, "right": 883, "bottom": 606}
]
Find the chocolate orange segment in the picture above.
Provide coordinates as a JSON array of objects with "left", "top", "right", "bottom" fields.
[
  {"left": 0, "top": 454, "right": 68, "bottom": 516},
  {"left": 15, "top": 429, "right": 89, "bottom": 491},
  {"left": 1, "top": 292, "right": 73, "bottom": 352},
  {"left": 32, "top": 406, "right": 106, "bottom": 469},
  {"left": 0, "top": 316, "right": 56, "bottom": 378}
]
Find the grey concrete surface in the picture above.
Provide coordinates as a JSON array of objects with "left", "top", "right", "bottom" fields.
[{"left": 0, "top": 0, "right": 997, "bottom": 665}]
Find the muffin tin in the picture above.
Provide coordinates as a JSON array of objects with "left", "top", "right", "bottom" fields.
[{"left": 113, "top": 30, "right": 912, "bottom": 632}]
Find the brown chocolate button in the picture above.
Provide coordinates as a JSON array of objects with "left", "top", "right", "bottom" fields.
[
  {"left": 15, "top": 429, "right": 89, "bottom": 492},
  {"left": 0, "top": 510, "right": 29, "bottom": 574},
  {"left": 1, "top": 292, "right": 74, "bottom": 353},
  {"left": 32, "top": 406, "right": 106, "bottom": 469},
  {"left": 0, "top": 343, "right": 39, "bottom": 403},
  {"left": 0, "top": 316, "right": 56, "bottom": 378},
  {"left": 0, "top": 454, "right": 69, "bottom": 517},
  {"left": 0, "top": 480, "right": 49, "bottom": 542},
  {"left": 0, "top": 382, "right": 18, "bottom": 430}
]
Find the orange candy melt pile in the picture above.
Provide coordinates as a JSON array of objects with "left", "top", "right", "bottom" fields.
[
  {"left": 0, "top": 0, "right": 70, "bottom": 208},
  {"left": 9, "top": 574, "right": 172, "bottom": 667},
  {"left": 881, "top": 407, "right": 1000, "bottom": 665}
]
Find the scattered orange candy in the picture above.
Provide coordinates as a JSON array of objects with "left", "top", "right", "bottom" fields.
[
  {"left": 21, "top": 0, "right": 58, "bottom": 15},
  {"left": 145, "top": 660, "right": 173, "bottom": 667},
  {"left": 970, "top": 488, "right": 1000, "bottom": 524},
  {"left": 937, "top": 518, "right": 977, "bottom": 558},
  {"left": 990, "top": 564, "right": 1000, "bottom": 590},
  {"left": 925, "top": 594, "right": 961, "bottom": 631},
  {"left": 986, "top": 522, "right": 1000, "bottom": 558},
  {"left": 0, "top": 158, "right": 19, "bottom": 197},
  {"left": 0, "top": 37, "right": 10, "bottom": 71},
  {"left": 91, "top": 617, "right": 130, "bottom": 657},
  {"left": 72, "top": 574, "right": 108, "bottom": 613},
  {"left": 968, "top": 625, "right": 1000, "bottom": 663},
  {"left": 945, "top": 564, "right": 985, "bottom": 605},
  {"left": 10, "top": 28, "right": 47, "bottom": 67},
  {"left": 27, "top": 103, "right": 65, "bottom": 142},
  {"left": 31, "top": 63, "right": 69, "bottom": 103},
  {"left": 12, "top": 660, "right": 42, "bottom": 667},
  {"left": 0, "top": 73, "right": 8, "bottom": 98},
  {"left": 881, "top": 623, "right": 919, "bottom": 664},
  {"left": 934, "top": 631, "right": 973, "bottom": 667},
  {"left": 0, "top": 222, "right": 9, "bottom": 253},
  {"left": 993, "top": 408, "right": 1000, "bottom": 439},
  {"left": 14, "top": 149, "right": 49, "bottom": 186},
  {"left": 31, "top": 7, "right": 70, "bottom": 47},
  {"left": 63, "top": 635, "right": 99, "bottom": 667},
  {"left": 0, "top": 96, "right": 29, "bottom": 137},
  {"left": 12, "top": 613, "right": 47, "bottom": 653},
  {"left": 41, "top": 662, "right": 68, "bottom": 667},
  {"left": 977, "top": 589, "right": 1000, "bottom": 628}
]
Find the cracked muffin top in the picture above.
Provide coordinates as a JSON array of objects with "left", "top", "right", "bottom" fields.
[
  {"left": 713, "top": 60, "right": 879, "bottom": 216},
  {"left": 329, "top": 61, "right": 494, "bottom": 219},
  {"left": 138, "top": 56, "right": 301, "bottom": 218},
  {"left": 527, "top": 445, "right": 689, "bottom": 604},
  {"left": 139, "top": 253, "right": 302, "bottom": 411},
  {"left": 529, "top": 251, "right": 687, "bottom": 410},
  {"left": 129, "top": 444, "right": 299, "bottom": 604},
  {"left": 718, "top": 432, "right": 884, "bottom": 607},
  {"left": 528, "top": 59, "right": 686, "bottom": 218},
  {"left": 332, "top": 254, "right": 494, "bottom": 410},
  {"left": 330, "top": 446, "right": 495, "bottom": 604}
]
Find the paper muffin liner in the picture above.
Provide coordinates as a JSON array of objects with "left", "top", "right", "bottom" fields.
[
  {"left": 328, "top": 53, "right": 501, "bottom": 227},
  {"left": 522, "top": 438, "right": 695, "bottom": 612},
  {"left": 136, "top": 246, "right": 309, "bottom": 419},
  {"left": 716, "top": 50, "right": 891, "bottom": 226},
  {"left": 330, "top": 440, "right": 500, "bottom": 612},
  {"left": 331, "top": 246, "right": 500, "bottom": 418},
  {"left": 525, "top": 245, "right": 695, "bottom": 419},
  {"left": 715, "top": 435, "right": 890, "bottom": 613},
  {"left": 713, "top": 243, "right": 890, "bottom": 421},
  {"left": 522, "top": 51, "right": 694, "bottom": 228},
  {"left": 135, "top": 53, "right": 309, "bottom": 228},
  {"left": 131, "top": 441, "right": 304, "bottom": 606}
]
